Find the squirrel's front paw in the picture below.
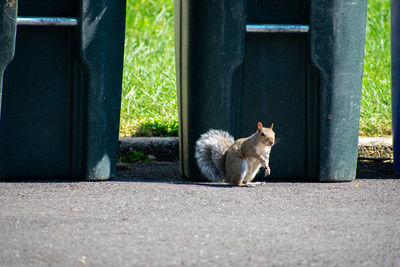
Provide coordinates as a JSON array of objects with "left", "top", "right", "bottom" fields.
[{"left": 264, "top": 166, "right": 271, "bottom": 177}]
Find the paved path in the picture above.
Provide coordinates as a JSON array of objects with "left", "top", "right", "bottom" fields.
[{"left": 1, "top": 162, "right": 399, "bottom": 266}]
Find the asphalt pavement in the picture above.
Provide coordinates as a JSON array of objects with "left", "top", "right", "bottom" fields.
[{"left": 1, "top": 159, "right": 399, "bottom": 266}]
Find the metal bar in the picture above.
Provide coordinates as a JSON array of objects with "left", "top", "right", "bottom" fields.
[
  {"left": 246, "top": 24, "right": 309, "bottom": 33},
  {"left": 17, "top": 17, "right": 78, "bottom": 26}
]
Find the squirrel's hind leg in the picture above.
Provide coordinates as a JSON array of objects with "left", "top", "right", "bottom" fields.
[
  {"left": 228, "top": 159, "right": 248, "bottom": 186},
  {"left": 238, "top": 159, "right": 248, "bottom": 185}
]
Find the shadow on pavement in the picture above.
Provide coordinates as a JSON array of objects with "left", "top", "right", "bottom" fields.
[
  {"left": 114, "top": 159, "right": 399, "bottom": 184},
  {"left": 1, "top": 159, "right": 397, "bottom": 183},
  {"left": 356, "top": 158, "right": 398, "bottom": 179}
]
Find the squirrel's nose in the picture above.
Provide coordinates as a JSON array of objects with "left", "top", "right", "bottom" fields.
[{"left": 270, "top": 140, "right": 275, "bottom": 146}]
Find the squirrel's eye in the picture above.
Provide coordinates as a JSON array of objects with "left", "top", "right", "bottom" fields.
[{"left": 261, "top": 133, "right": 265, "bottom": 136}]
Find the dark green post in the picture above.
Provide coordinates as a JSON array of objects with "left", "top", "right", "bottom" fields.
[
  {"left": 0, "top": 0, "right": 17, "bottom": 124},
  {"left": 0, "top": 0, "right": 18, "bottom": 177},
  {"left": 0, "top": 1, "right": 126, "bottom": 180},
  {"left": 79, "top": 0, "right": 126, "bottom": 180},
  {"left": 310, "top": 0, "right": 368, "bottom": 181}
]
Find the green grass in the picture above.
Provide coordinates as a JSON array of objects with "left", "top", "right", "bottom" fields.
[
  {"left": 120, "top": 0, "right": 177, "bottom": 137},
  {"left": 120, "top": 150, "right": 150, "bottom": 163},
  {"left": 360, "top": 0, "right": 391, "bottom": 136},
  {"left": 121, "top": 0, "right": 392, "bottom": 137}
]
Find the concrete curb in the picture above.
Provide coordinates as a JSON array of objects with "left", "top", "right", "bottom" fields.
[
  {"left": 358, "top": 137, "right": 392, "bottom": 159},
  {"left": 119, "top": 137, "right": 393, "bottom": 162},
  {"left": 119, "top": 137, "right": 179, "bottom": 162}
]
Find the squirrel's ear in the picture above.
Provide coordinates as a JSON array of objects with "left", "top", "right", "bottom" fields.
[
  {"left": 270, "top": 123, "right": 274, "bottom": 130},
  {"left": 257, "top": 122, "right": 263, "bottom": 131}
]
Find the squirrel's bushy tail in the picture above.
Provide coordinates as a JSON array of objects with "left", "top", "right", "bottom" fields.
[{"left": 195, "top": 129, "right": 234, "bottom": 182}]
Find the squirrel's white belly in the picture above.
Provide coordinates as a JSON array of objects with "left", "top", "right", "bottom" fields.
[{"left": 241, "top": 158, "right": 262, "bottom": 183}]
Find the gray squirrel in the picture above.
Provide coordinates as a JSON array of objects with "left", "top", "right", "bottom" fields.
[{"left": 195, "top": 122, "right": 275, "bottom": 186}]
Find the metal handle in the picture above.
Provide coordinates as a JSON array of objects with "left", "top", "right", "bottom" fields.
[
  {"left": 17, "top": 17, "right": 78, "bottom": 26},
  {"left": 246, "top": 24, "right": 309, "bottom": 33}
]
